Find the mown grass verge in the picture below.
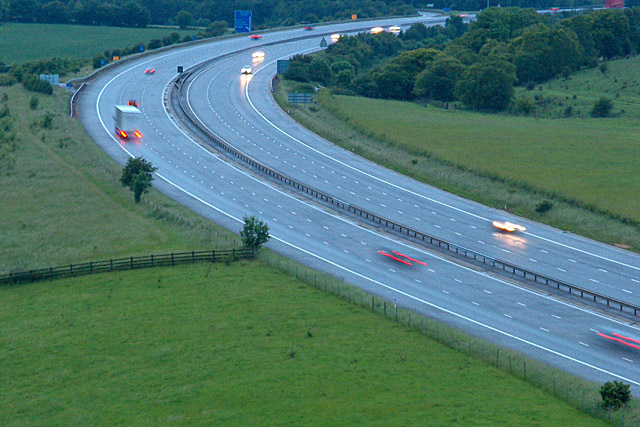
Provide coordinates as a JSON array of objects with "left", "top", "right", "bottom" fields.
[
  {"left": 0, "top": 84, "right": 239, "bottom": 274},
  {"left": 274, "top": 79, "right": 640, "bottom": 252},
  {"left": 0, "top": 262, "right": 613, "bottom": 426}
]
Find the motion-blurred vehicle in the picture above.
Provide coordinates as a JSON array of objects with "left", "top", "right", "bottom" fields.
[
  {"left": 492, "top": 221, "right": 526, "bottom": 232},
  {"left": 303, "top": 25, "right": 314, "bottom": 30},
  {"left": 241, "top": 65, "right": 252, "bottom": 74},
  {"left": 249, "top": 34, "right": 262, "bottom": 39},
  {"left": 252, "top": 51, "right": 265, "bottom": 59},
  {"left": 389, "top": 26, "right": 401, "bottom": 33},
  {"left": 370, "top": 26, "right": 384, "bottom": 34},
  {"left": 127, "top": 100, "right": 138, "bottom": 107},
  {"left": 330, "top": 33, "right": 343, "bottom": 42},
  {"left": 144, "top": 68, "right": 156, "bottom": 74},
  {"left": 114, "top": 105, "right": 142, "bottom": 139}
]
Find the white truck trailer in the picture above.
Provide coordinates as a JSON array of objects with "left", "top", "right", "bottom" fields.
[{"left": 114, "top": 105, "right": 142, "bottom": 139}]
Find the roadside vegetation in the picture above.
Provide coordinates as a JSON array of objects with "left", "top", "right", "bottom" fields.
[
  {"left": 0, "top": 14, "right": 636, "bottom": 424},
  {"left": 0, "top": 84, "right": 239, "bottom": 274},
  {"left": 275, "top": 79, "right": 640, "bottom": 251},
  {"left": 0, "top": 262, "right": 611, "bottom": 425}
]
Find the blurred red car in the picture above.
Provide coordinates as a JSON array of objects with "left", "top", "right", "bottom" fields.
[
  {"left": 127, "top": 100, "right": 138, "bottom": 107},
  {"left": 144, "top": 68, "right": 156, "bottom": 74},
  {"left": 303, "top": 26, "right": 314, "bottom": 30},
  {"left": 249, "top": 34, "right": 262, "bottom": 39}
]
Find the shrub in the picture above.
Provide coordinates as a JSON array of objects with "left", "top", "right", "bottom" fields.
[
  {"left": 23, "top": 74, "right": 53, "bottom": 95},
  {"left": 0, "top": 74, "right": 16, "bottom": 86},
  {"left": 563, "top": 106, "right": 573, "bottom": 117},
  {"left": 40, "top": 112, "right": 53, "bottom": 129},
  {"left": 600, "top": 381, "right": 631, "bottom": 409},
  {"left": 599, "top": 63, "right": 608, "bottom": 73},
  {"left": 590, "top": 97, "right": 613, "bottom": 118},
  {"left": 515, "top": 98, "right": 535, "bottom": 115},
  {"left": 29, "top": 96, "right": 39, "bottom": 110},
  {"left": 535, "top": 200, "right": 553, "bottom": 213}
]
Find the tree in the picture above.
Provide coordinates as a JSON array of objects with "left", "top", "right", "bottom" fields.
[
  {"left": 591, "top": 97, "right": 614, "bottom": 118},
  {"left": 600, "top": 381, "right": 631, "bottom": 409},
  {"left": 205, "top": 20, "right": 228, "bottom": 37},
  {"left": 455, "top": 60, "right": 516, "bottom": 112},
  {"left": 414, "top": 55, "right": 465, "bottom": 102},
  {"left": 120, "top": 157, "right": 157, "bottom": 203},
  {"left": 240, "top": 216, "right": 270, "bottom": 250},
  {"left": 175, "top": 10, "right": 194, "bottom": 29}
]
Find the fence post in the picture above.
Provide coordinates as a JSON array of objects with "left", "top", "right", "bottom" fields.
[
  {"left": 372, "top": 296, "right": 374, "bottom": 311},
  {"left": 110, "top": 259, "right": 113, "bottom": 271},
  {"left": 70, "top": 264, "right": 73, "bottom": 276},
  {"left": 496, "top": 349, "right": 499, "bottom": 367},
  {"left": 130, "top": 257, "right": 133, "bottom": 268},
  {"left": 524, "top": 361, "right": 527, "bottom": 380},
  {"left": 212, "top": 250, "right": 215, "bottom": 262},
  {"left": 151, "top": 255, "right": 154, "bottom": 266},
  {"left": 171, "top": 253, "right": 174, "bottom": 266},
  {"left": 384, "top": 302, "right": 386, "bottom": 317},
  {"left": 192, "top": 251, "right": 195, "bottom": 262}
]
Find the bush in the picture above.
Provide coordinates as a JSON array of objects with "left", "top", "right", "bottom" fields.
[
  {"left": 600, "top": 381, "right": 631, "bottom": 409},
  {"left": 0, "top": 74, "right": 16, "bottom": 86},
  {"left": 23, "top": 74, "right": 53, "bottom": 95},
  {"left": 240, "top": 215, "right": 270, "bottom": 250},
  {"left": 535, "top": 200, "right": 553, "bottom": 213},
  {"left": 590, "top": 97, "right": 613, "bottom": 118},
  {"left": 515, "top": 98, "right": 535, "bottom": 115},
  {"left": 29, "top": 96, "right": 39, "bottom": 110},
  {"left": 563, "top": 105, "right": 573, "bottom": 117},
  {"left": 40, "top": 112, "right": 53, "bottom": 129},
  {"left": 599, "top": 63, "right": 608, "bottom": 74}
]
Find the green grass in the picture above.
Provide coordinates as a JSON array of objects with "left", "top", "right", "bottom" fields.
[
  {"left": 0, "top": 85, "right": 239, "bottom": 274},
  {"left": 516, "top": 55, "right": 640, "bottom": 119},
  {"left": 0, "top": 262, "right": 609, "bottom": 426},
  {"left": 0, "top": 23, "right": 195, "bottom": 64},
  {"left": 330, "top": 95, "right": 640, "bottom": 222}
]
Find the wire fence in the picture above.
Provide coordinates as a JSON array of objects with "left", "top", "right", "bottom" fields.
[
  {"left": 258, "top": 250, "right": 640, "bottom": 426},
  {"left": 0, "top": 249, "right": 254, "bottom": 286}
]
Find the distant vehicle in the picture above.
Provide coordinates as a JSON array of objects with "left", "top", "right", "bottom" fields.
[
  {"left": 330, "top": 33, "right": 343, "bottom": 42},
  {"left": 144, "top": 68, "right": 156, "bottom": 74},
  {"left": 127, "top": 100, "right": 138, "bottom": 107},
  {"left": 389, "top": 26, "right": 401, "bottom": 33},
  {"left": 249, "top": 34, "right": 262, "bottom": 39},
  {"left": 303, "top": 25, "right": 314, "bottom": 30},
  {"left": 378, "top": 249, "right": 427, "bottom": 266},
  {"left": 550, "top": 7, "right": 559, "bottom": 10},
  {"left": 492, "top": 221, "right": 526, "bottom": 232},
  {"left": 114, "top": 105, "right": 142, "bottom": 139},
  {"left": 241, "top": 65, "right": 252, "bottom": 74},
  {"left": 252, "top": 51, "right": 265, "bottom": 59},
  {"left": 370, "top": 26, "right": 384, "bottom": 34}
]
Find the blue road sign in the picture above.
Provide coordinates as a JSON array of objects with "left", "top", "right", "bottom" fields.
[{"left": 235, "top": 10, "right": 253, "bottom": 33}]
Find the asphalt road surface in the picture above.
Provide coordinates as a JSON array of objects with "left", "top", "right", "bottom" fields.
[{"left": 77, "top": 15, "right": 640, "bottom": 392}]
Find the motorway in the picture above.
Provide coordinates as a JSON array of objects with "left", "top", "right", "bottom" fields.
[{"left": 76, "top": 15, "right": 640, "bottom": 391}]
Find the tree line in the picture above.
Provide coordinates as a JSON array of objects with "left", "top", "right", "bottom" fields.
[
  {"left": 4, "top": 0, "right": 638, "bottom": 30},
  {"left": 286, "top": 7, "right": 640, "bottom": 112}
]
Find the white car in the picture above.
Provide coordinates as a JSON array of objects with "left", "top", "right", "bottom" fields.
[
  {"left": 252, "top": 51, "right": 265, "bottom": 59},
  {"left": 389, "top": 26, "right": 401, "bottom": 34},
  {"left": 241, "top": 65, "right": 252, "bottom": 74},
  {"left": 492, "top": 221, "right": 526, "bottom": 232},
  {"left": 370, "top": 26, "right": 384, "bottom": 34}
]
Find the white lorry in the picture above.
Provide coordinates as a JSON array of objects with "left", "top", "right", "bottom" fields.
[{"left": 114, "top": 105, "right": 142, "bottom": 139}]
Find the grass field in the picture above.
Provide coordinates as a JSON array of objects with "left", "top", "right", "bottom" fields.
[
  {"left": 517, "top": 55, "right": 640, "bottom": 119},
  {"left": 0, "top": 85, "right": 239, "bottom": 274},
  {"left": 0, "top": 263, "right": 609, "bottom": 426},
  {"left": 0, "top": 23, "right": 194, "bottom": 64},
  {"left": 328, "top": 95, "right": 640, "bottom": 223}
]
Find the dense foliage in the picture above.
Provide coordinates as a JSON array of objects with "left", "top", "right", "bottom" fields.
[
  {"left": 0, "top": 0, "right": 419, "bottom": 28},
  {"left": 288, "top": 7, "right": 640, "bottom": 112},
  {"left": 120, "top": 156, "right": 157, "bottom": 203}
]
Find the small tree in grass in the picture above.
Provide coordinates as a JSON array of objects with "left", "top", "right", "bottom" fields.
[
  {"left": 120, "top": 157, "right": 157, "bottom": 203},
  {"left": 591, "top": 97, "right": 613, "bottom": 118},
  {"left": 600, "top": 381, "right": 631, "bottom": 409},
  {"left": 240, "top": 215, "right": 270, "bottom": 251}
]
